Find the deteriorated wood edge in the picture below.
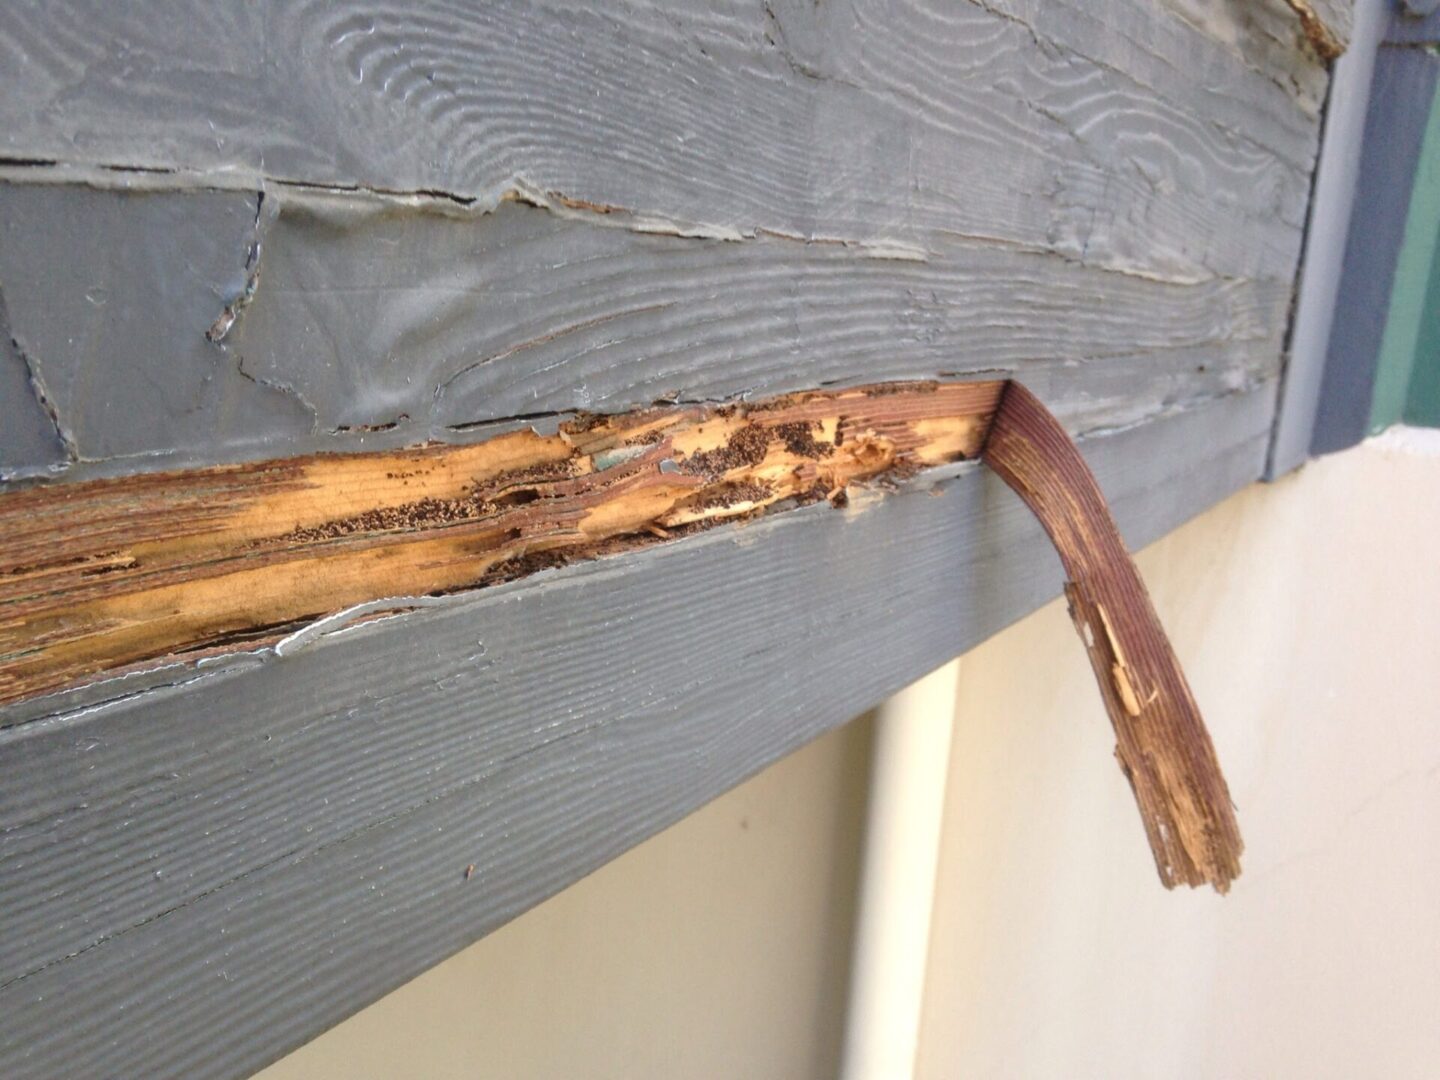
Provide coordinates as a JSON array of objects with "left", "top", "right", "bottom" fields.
[
  {"left": 982, "top": 382, "right": 1244, "bottom": 892},
  {"left": 0, "top": 381, "right": 1003, "bottom": 707},
  {"left": 1281, "top": 0, "right": 1346, "bottom": 61}
]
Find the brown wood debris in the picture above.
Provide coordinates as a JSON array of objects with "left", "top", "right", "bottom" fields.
[
  {"left": 1280, "top": 0, "right": 1345, "bottom": 61},
  {"left": 982, "top": 381, "right": 1244, "bottom": 892}
]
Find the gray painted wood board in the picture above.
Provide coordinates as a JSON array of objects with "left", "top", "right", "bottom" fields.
[
  {"left": 0, "top": 0, "right": 1331, "bottom": 482},
  {"left": 0, "top": 182, "right": 1289, "bottom": 480},
  {"left": 0, "top": 0, "right": 1323, "bottom": 271}
]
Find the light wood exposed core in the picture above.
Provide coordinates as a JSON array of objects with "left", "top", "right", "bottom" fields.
[{"left": 0, "top": 381, "right": 1004, "bottom": 705}]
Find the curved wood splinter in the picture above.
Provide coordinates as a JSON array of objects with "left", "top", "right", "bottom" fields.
[{"left": 982, "top": 381, "right": 1244, "bottom": 892}]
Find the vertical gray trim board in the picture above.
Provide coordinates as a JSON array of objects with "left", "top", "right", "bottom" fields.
[
  {"left": 1268, "top": 0, "right": 1387, "bottom": 477},
  {"left": 1387, "top": 2, "right": 1440, "bottom": 41},
  {"left": 1312, "top": 42, "right": 1439, "bottom": 455}
]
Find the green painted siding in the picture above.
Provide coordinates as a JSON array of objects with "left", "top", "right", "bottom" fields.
[
  {"left": 1371, "top": 74, "right": 1440, "bottom": 433},
  {"left": 1406, "top": 230, "right": 1440, "bottom": 428}
]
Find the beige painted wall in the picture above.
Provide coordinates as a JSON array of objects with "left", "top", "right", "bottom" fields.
[
  {"left": 258, "top": 710, "right": 872, "bottom": 1080},
  {"left": 918, "top": 428, "right": 1440, "bottom": 1079},
  {"left": 261, "top": 429, "right": 1439, "bottom": 1079}
]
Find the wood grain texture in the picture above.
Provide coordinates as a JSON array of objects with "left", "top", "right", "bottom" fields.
[
  {"left": 0, "top": 381, "right": 1001, "bottom": 705},
  {"left": 0, "top": 0, "right": 1331, "bottom": 483},
  {"left": 1158, "top": 0, "right": 1340, "bottom": 93},
  {"left": 1313, "top": 0, "right": 1356, "bottom": 48},
  {"left": 0, "top": 0, "right": 1340, "bottom": 1072},
  {"left": 0, "top": 0, "right": 1322, "bottom": 278},
  {"left": 0, "top": 386, "right": 1275, "bottom": 1080},
  {"left": 983, "top": 382, "right": 1242, "bottom": 890}
]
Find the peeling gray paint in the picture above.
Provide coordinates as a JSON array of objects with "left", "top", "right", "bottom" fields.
[
  {"left": 205, "top": 190, "right": 274, "bottom": 343},
  {"left": 0, "top": 288, "right": 73, "bottom": 480},
  {"left": 0, "top": 184, "right": 316, "bottom": 470},
  {"left": 0, "top": 0, "right": 1334, "bottom": 485},
  {"left": 0, "top": 181, "right": 1291, "bottom": 481}
]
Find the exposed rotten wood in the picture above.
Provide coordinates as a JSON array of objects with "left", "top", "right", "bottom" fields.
[
  {"left": 0, "top": 381, "right": 1003, "bottom": 706},
  {"left": 1281, "top": 0, "right": 1347, "bottom": 61},
  {"left": 3, "top": 373, "right": 1243, "bottom": 896},
  {"left": 982, "top": 382, "right": 1244, "bottom": 892}
]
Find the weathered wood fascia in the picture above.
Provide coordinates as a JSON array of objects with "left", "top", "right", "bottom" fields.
[
  {"left": 0, "top": 177, "right": 1296, "bottom": 486},
  {"left": 0, "top": 0, "right": 1328, "bottom": 484},
  {"left": 0, "top": 384, "right": 1274, "bottom": 1080},
  {"left": 1, "top": 377, "right": 1241, "bottom": 892}
]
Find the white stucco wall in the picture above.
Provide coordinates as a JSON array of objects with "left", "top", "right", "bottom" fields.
[
  {"left": 257, "top": 709, "right": 872, "bottom": 1080},
  {"left": 917, "top": 428, "right": 1440, "bottom": 1079}
]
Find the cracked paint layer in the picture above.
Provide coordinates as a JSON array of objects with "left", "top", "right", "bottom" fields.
[
  {"left": 0, "top": 286, "right": 75, "bottom": 478},
  {"left": 206, "top": 192, "right": 273, "bottom": 343},
  {"left": 0, "top": 177, "right": 1290, "bottom": 486},
  {"left": 0, "top": 182, "right": 315, "bottom": 472}
]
